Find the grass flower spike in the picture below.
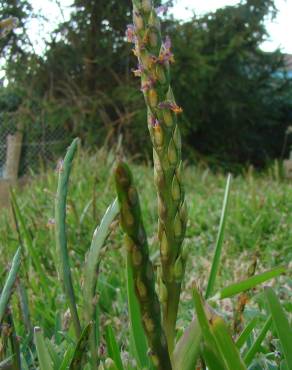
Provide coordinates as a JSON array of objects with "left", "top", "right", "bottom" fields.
[
  {"left": 128, "top": 0, "right": 187, "bottom": 352},
  {"left": 115, "top": 162, "right": 172, "bottom": 370}
]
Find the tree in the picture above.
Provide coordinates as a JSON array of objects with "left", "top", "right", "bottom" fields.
[
  {"left": 3, "top": 0, "right": 167, "bottom": 153},
  {"left": 168, "top": 0, "right": 292, "bottom": 167},
  {"left": 1, "top": 0, "right": 291, "bottom": 167}
]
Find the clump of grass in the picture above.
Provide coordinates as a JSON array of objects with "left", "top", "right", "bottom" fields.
[{"left": 0, "top": 4, "right": 291, "bottom": 369}]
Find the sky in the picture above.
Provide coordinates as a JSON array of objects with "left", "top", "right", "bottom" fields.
[{"left": 22, "top": 0, "right": 292, "bottom": 55}]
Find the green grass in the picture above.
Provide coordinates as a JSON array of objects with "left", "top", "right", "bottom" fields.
[{"left": 0, "top": 147, "right": 291, "bottom": 368}]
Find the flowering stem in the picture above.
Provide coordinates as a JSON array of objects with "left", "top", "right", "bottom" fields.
[
  {"left": 115, "top": 162, "right": 172, "bottom": 370},
  {"left": 127, "top": 0, "right": 187, "bottom": 353}
]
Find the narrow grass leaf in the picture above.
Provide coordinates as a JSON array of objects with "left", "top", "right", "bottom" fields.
[
  {"left": 69, "top": 322, "right": 92, "bottom": 370},
  {"left": 34, "top": 327, "right": 53, "bottom": 370},
  {"left": 17, "top": 282, "right": 33, "bottom": 336},
  {"left": 105, "top": 324, "right": 124, "bottom": 370},
  {"left": 55, "top": 138, "right": 81, "bottom": 337},
  {"left": 244, "top": 315, "right": 272, "bottom": 366},
  {"left": 210, "top": 316, "right": 247, "bottom": 370},
  {"left": 172, "top": 316, "right": 202, "bottom": 370},
  {"left": 7, "top": 312, "right": 21, "bottom": 370},
  {"left": 235, "top": 317, "right": 258, "bottom": 349},
  {"left": 58, "top": 346, "right": 74, "bottom": 370},
  {"left": 193, "top": 285, "right": 219, "bottom": 350},
  {"left": 83, "top": 199, "right": 118, "bottom": 312},
  {"left": 0, "top": 247, "right": 21, "bottom": 323},
  {"left": 193, "top": 285, "right": 229, "bottom": 369},
  {"left": 10, "top": 190, "right": 48, "bottom": 289},
  {"left": 201, "top": 343, "right": 226, "bottom": 370},
  {"left": 212, "top": 266, "right": 286, "bottom": 300},
  {"left": 126, "top": 254, "right": 151, "bottom": 370},
  {"left": 46, "top": 340, "right": 62, "bottom": 369},
  {"left": 264, "top": 287, "right": 292, "bottom": 369},
  {"left": 205, "top": 174, "right": 232, "bottom": 299},
  {"left": 83, "top": 198, "right": 118, "bottom": 369}
]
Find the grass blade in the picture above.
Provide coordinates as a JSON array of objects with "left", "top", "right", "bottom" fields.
[
  {"left": 126, "top": 254, "right": 152, "bottom": 370},
  {"left": 7, "top": 312, "right": 21, "bottom": 370},
  {"left": 10, "top": 191, "right": 49, "bottom": 290},
  {"left": 34, "top": 327, "right": 53, "bottom": 370},
  {"left": 212, "top": 266, "right": 286, "bottom": 300},
  {"left": 193, "top": 285, "right": 246, "bottom": 370},
  {"left": 235, "top": 317, "right": 258, "bottom": 349},
  {"left": 192, "top": 286, "right": 226, "bottom": 369},
  {"left": 201, "top": 343, "right": 226, "bottom": 370},
  {"left": 0, "top": 248, "right": 21, "bottom": 323},
  {"left": 264, "top": 287, "right": 292, "bottom": 369},
  {"left": 17, "top": 282, "right": 33, "bottom": 337},
  {"left": 83, "top": 199, "right": 119, "bottom": 368},
  {"left": 105, "top": 324, "right": 124, "bottom": 370},
  {"left": 69, "top": 322, "right": 92, "bottom": 370},
  {"left": 58, "top": 347, "right": 75, "bottom": 370},
  {"left": 172, "top": 316, "right": 202, "bottom": 370},
  {"left": 193, "top": 285, "right": 219, "bottom": 351},
  {"left": 55, "top": 138, "right": 81, "bottom": 337},
  {"left": 205, "top": 174, "right": 232, "bottom": 299},
  {"left": 244, "top": 315, "right": 272, "bottom": 366},
  {"left": 210, "top": 316, "right": 247, "bottom": 370}
]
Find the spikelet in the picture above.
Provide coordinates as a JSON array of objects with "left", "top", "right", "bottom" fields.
[{"left": 114, "top": 162, "right": 172, "bottom": 369}]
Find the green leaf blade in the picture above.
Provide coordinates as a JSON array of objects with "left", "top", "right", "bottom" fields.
[
  {"left": 69, "top": 322, "right": 92, "bottom": 370},
  {"left": 34, "top": 327, "right": 53, "bottom": 370},
  {"left": 55, "top": 138, "right": 81, "bottom": 338},
  {"left": 172, "top": 316, "right": 202, "bottom": 370},
  {"left": 210, "top": 316, "right": 247, "bottom": 370},
  {"left": 265, "top": 287, "right": 292, "bottom": 369},
  {"left": 105, "top": 325, "right": 124, "bottom": 370},
  {"left": 235, "top": 317, "right": 258, "bottom": 350},
  {"left": 244, "top": 315, "right": 272, "bottom": 366},
  {"left": 0, "top": 247, "right": 21, "bottom": 323},
  {"left": 83, "top": 199, "right": 119, "bottom": 369},
  {"left": 201, "top": 343, "right": 226, "bottom": 370},
  {"left": 214, "top": 266, "right": 286, "bottom": 300},
  {"left": 205, "top": 174, "right": 232, "bottom": 299}
]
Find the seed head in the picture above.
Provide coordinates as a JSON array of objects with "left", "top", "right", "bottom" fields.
[
  {"left": 158, "top": 101, "right": 183, "bottom": 114},
  {"left": 126, "top": 24, "right": 136, "bottom": 43}
]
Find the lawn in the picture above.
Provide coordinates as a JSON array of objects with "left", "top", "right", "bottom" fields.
[{"left": 0, "top": 145, "right": 291, "bottom": 369}]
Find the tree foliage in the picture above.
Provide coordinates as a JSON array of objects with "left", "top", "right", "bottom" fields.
[
  {"left": 0, "top": 0, "right": 291, "bottom": 167},
  {"left": 168, "top": 0, "right": 292, "bottom": 166}
]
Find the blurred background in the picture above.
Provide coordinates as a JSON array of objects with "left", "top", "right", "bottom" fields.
[{"left": 0, "top": 0, "right": 292, "bottom": 176}]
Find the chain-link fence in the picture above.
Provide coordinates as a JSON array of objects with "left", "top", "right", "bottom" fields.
[{"left": 0, "top": 123, "right": 69, "bottom": 179}]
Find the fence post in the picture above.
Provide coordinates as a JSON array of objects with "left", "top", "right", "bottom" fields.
[{"left": 5, "top": 132, "right": 23, "bottom": 181}]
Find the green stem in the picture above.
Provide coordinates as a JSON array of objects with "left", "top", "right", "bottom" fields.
[
  {"left": 129, "top": 0, "right": 187, "bottom": 351},
  {"left": 55, "top": 138, "right": 81, "bottom": 338},
  {"left": 162, "top": 282, "right": 181, "bottom": 354}
]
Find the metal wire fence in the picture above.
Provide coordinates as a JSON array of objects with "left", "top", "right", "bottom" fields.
[{"left": 0, "top": 123, "right": 68, "bottom": 179}]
